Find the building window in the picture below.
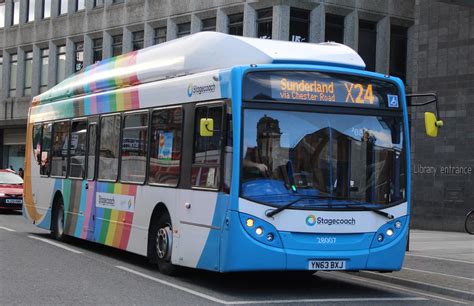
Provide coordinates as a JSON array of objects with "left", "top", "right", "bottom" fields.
[
  {"left": 94, "top": 0, "right": 104, "bottom": 7},
  {"left": 177, "top": 22, "right": 190, "bottom": 38},
  {"left": 98, "top": 115, "right": 121, "bottom": 181},
  {"left": 27, "top": 0, "right": 35, "bottom": 22},
  {"left": 390, "top": 25, "right": 408, "bottom": 83},
  {"left": 112, "top": 34, "right": 123, "bottom": 56},
  {"left": 149, "top": 107, "right": 183, "bottom": 186},
  {"left": 93, "top": 38, "right": 102, "bottom": 63},
  {"left": 76, "top": 0, "right": 85, "bottom": 11},
  {"left": 9, "top": 54, "right": 17, "bottom": 98},
  {"left": 132, "top": 30, "right": 144, "bottom": 51},
  {"left": 24, "top": 51, "right": 33, "bottom": 96},
  {"left": 0, "top": 2, "right": 5, "bottom": 28},
  {"left": 56, "top": 45, "right": 66, "bottom": 83},
  {"left": 358, "top": 20, "right": 377, "bottom": 71},
  {"left": 43, "top": 0, "right": 51, "bottom": 19},
  {"left": 59, "top": 0, "right": 68, "bottom": 15},
  {"left": 289, "top": 8, "right": 309, "bottom": 42},
  {"left": 74, "top": 41, "right": 84, "bottom": 72},
  {"left": 51, "top": 121, "right": 70, "bottom": 177},
  {"left": 69, "top": 119, "right": 87, "bottom": 179},
  {"left": 202, "top": 18, "right": 216, "bottom": 31},
  {"left": 257, "top": 8, "right": 272, "bottom": 39},
  {"left": 325, "top": 14, "right": 344, "bottom": 43},
  {"left": 112, "top": 0, "right": 124, "bottom": 4},
  {"left": 228, "top": 13, "right": 243, "bottom": 36},
  {"left": 121, "top": 112, "right": 148, "bottom": 183},
  {"left": 12, "top": 0, "right": 19, "bottom": 25},
  {"left": 40, "top": 48, "right": 49, "bottom": 92},
  {"left": 153, "top": 27, "right": 166, "bottom": 44}
]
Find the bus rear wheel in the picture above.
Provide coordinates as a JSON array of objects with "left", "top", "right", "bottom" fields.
[
  {"left": 51, "top": 196, "right": 66, "bottom": 241},
  {"left": 150, "top": 213, "right": 180, "bottom": 275}
]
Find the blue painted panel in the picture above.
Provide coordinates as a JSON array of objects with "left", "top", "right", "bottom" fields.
[{"left": 280, "top": 232, "right": 374, "bottom": 251}]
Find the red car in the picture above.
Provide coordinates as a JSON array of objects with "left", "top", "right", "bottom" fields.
[{"left": 0, "top": 169, "right": 23, "bottom": 210}]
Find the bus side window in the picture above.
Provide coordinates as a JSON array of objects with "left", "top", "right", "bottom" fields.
[
  {"left": 192, "top": 105, "right": 223, "bottom": 189},
  {"left": 69, "top": 119, "right": 87, "bottom": 179},
  {"left": 149, "top": 107, "right": 183, "bottom": 186},
  {"left": 121, "top": 112, "right": 149, "bottom": 184},
  {"left": 51, "top": 121, "right": 71, "bottom": 177},
  {"left": 98, "top": 115, "right": 121, "bottom": 181},
  {"left": 40, "top": 123, "right": 52, "bottom": 176},
  {"left": 224, "top": 102, "right": 233, "bottom": 193},
  {"left": 32, "top": 124, "right": 42, "bottom": 167},
  {"left": 87, "top": 123, "right": 97, "bottom": 180}
]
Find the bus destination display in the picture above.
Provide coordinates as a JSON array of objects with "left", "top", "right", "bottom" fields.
[
  {"left": 243, "top": 71, "right": 400, "bottom": 109},
  {"left": 277, "top": 77, "right": 376, "bottom": 105}
]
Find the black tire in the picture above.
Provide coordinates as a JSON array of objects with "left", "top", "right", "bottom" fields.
[
  {"left": 465, "top": 210, "right": 474, "bottom": 235},
  {"left": 149, "top": 213, "right": 180, "bottom": 275},
  {"left": 51, "top": 196, "right": 67, "bottom": 241}
]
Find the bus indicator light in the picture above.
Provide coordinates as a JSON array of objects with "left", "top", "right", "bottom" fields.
[{"left": 246, "top": 218, "right": 254, "bottom": 227}]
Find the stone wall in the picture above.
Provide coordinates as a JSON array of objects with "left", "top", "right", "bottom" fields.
[{"left": 410, "top": 0, "right": 474, "bottom": 231}]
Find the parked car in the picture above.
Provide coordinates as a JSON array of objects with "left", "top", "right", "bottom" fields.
[{"left": 0, "top": 169, "right": 24, "bottom": 211}]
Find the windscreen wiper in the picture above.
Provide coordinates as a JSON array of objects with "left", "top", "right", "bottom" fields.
[{"left": 265, "top": 195, "right": 394, "bottom": 219}]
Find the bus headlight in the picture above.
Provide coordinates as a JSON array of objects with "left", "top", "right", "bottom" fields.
[
  {"left": 386, "top": 228, "right": 394, "bottom": 237},
  {"left": 239, "top": 213, "right": 282, "bottom": 248},
  {"left": 395, "top": 221, "right": 401, "bottom": 229},
  {"left": 255, "top": 227, "right": 263, "bottom": 235},
  {"left": 377, "top": 234, "right": 384, "bottom": 242},
  {"left": 266, "top": 233, "right": 274, "bottom": 242}
]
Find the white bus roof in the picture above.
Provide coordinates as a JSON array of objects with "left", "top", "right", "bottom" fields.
[{"left": 35, "top": 32, "right": 365, "bottom": 104}]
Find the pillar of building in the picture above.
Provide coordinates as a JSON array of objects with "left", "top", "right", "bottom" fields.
[
  {"left": 243, "top": 3, "right": 256, "bottom": 37},
  {"left": 16, "top": 48, "right": 25, "bottom": 98},
  {"left": 51, "top": 0, "right": 60, "bottom": 18},
  {"left": 34, "top": 0, "right": 43, "bottom": 21},
  {"left": 20, "top": 0, "right": 29, "bottom": 24},
  {"left": 1, "top": 52, "right": 11, "bottom": 100},
  {"left": 4, "top": 0, "right": 13, "bottom": 29},
  {"left": 68, "top": 0, "right": 76, "bottom": 15},
  {"left": 344, "top": 10, "right": 359, "bottom": 51},
  {"left": 191, "top": 14, "right": 201, "bottom": 34},
  {"left": 123, "top": 27, "right": 133, "bottom": 54},
  {"left": 216, "top": 8, "right": 228, "bottom": 33},
  {"left": 103, "top": 31, "right": 113, "bottom": 59},
  {"left": 31, "top": 45, "right": 41, "bottom": 96},
  {"left": 65, "top": 39, "right": 75, "bottom": 77},
  {"left": 272, "top": 5, "right": 289, "bottom": 41},
  {"left": 144, "top": 23, "right": 154, "bottom": 48},
  {"left": 376, "top": 16, "right": 390, "bottom": 74},
  {"left": 48, "top": 41, "right": 58, "bottom": 86},
  {"left": 83, "top": 35, "right": 93, "bottom": 67},
  {"left": 166, "top": 19, "right": 177, "bottom": 41},
  {"left": 310, "top": 4, "right": 325, "bottom": 43}
]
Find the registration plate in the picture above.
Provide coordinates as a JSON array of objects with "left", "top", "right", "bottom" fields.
[
  {"left": 5, "top": 199, "right": 22, "bottom": 204},
  {"left": 308, "top": 260, "right": 346, "bottom": 270}
]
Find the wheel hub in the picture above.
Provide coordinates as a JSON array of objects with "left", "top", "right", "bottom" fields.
[{"left": 156, "top": 225, "right": 172, "bottom": 260}]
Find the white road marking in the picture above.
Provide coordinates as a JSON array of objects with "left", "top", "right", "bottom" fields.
[
  {"left": 328, "top": 272, "right": 470, "bottom": 305},
  {"left": 116, "top": 266, "right": 228, "bottom": 304},
  {"left": 0, "top": 226, "right": 16, "bottom": 232},
  {"left": 116, "top": 266, "right": 427, "bottom": 305},
  {"left": 28, "top": 236, "right": 83, "bottom": 254},
  {"left": 403, "top": 267, "right": 474, "bottom": 281},
  {"left": 406, "top": 253, "right": 474, "bottom": 265},
  {"left": 228, "top": 297, "right": 427, "bottom": 304}
]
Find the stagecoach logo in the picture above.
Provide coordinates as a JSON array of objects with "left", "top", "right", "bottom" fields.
[
  {"left": 306, "top": 215, "right": 356, "bottom": 226},
  {"left": 306, "top": 215, "right": 317, "bottom": 226},
  {"left": 96, "top": 192, "right": 135, "bottom": 213},
  {"left": 187, "top": 82, "right": 216, "bottom": 97}
]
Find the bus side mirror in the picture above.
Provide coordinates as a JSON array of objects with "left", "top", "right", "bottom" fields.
[
  {"left": 200, "top": 118, "right": 214, "bottom": 137},
  {"left": 424, "top": 112, "right": 443, "bottom": 137}
]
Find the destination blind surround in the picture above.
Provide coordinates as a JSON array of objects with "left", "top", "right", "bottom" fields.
[{"left": 243, "top": 71, "right": 401, "bottom": 109}]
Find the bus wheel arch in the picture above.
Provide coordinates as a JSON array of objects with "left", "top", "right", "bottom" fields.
[
  {"left": 147, "top": 203, "right": 180, "bottom": 275},
  {"left": 51, "top": 191, "right": 66, "bottom": 241}
]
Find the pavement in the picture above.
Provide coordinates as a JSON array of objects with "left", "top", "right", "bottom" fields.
[{"left": 353, "top": 230, "right": 474, "bottom": 302}]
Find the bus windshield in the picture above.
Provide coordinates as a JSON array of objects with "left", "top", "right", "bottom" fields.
[{"left": 241, "top": 109, "right": 406, "bottom": 208}]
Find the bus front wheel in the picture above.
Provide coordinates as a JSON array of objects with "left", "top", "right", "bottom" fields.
[
  {"left": 51, "top": 196, "right": 66, "bottom": 241},
  {"left": 150, "top": 213, "right": 180, "bottom": 275}
]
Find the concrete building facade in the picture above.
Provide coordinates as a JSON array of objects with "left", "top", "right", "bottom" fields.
[{"left": 1, "top": 0, "right": 471, "bottom": 231}]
